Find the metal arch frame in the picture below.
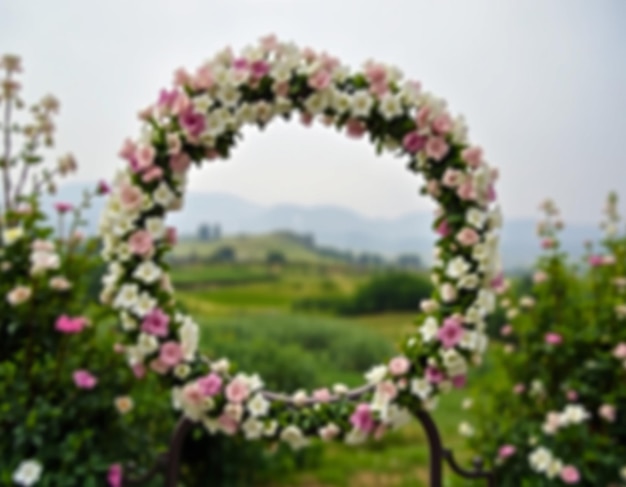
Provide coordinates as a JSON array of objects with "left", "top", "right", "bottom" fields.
[{"left": 121, "top": 408, "right": 496, "bottom": 486}]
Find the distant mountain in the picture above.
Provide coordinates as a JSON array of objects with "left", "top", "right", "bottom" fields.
[{"left": 43, "top": 182, "right": 603, "bottom": 270}]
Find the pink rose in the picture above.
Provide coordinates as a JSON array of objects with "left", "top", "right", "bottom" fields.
[
  {"left": 134, "top": 145, "right": 155, "bottom": 171},
  {"left": 118, "top": 139, "right": 137, "bottom": 161},
  {"left": 350, "top": 403, "right": 375, "bottom": 433},
  {"left": 436, "top": 220, "right": 450, "bottom": 237},
  {"left": 54, "top": 202, "right": 73, "bottom": 214},
  {"left": 545, "top": 332, "right": 563, "bottom": 345},
  {"left": 107, "top": 463, "right": 123, "bottom": 487},
  {"left": 308, "top": 69, "right": 331, "bottom": 90},
  {"left": 128, "top": 230, "right": 154, "bottom": 257},
  {"left": 560, "top": 465, "right": 580, "bottom": 484},
  {"left": 425, "top": 137, "right": 449, "bottom": 161},
  {"left": 141, "top": 308, "right": 170, "bottom": 337},
  {"left": 432, "top": 113, "right": 452, "bottom": 135},
  {"left": 141, "top": 166, "right": 163, "bottom": 183},
  {"left": 346, "top": 119, "right": 366, "bottom": 139},
  {"left": 73, "top": 369, "right": 97, "bottom": 389},
  {"left": 170, "top": 153, "right": 191, "bottom": 173},
  {"left": 425, "top": 366, "right": 444, "bottom": 384},
  {"left": 192, "top": 66, "right": 214, "bottom": 90},
  {"left": 456, "top": 227, "right": 480, "bottom": 247},
  {"left": 250, "top": 60, "right": 270, "bottom": 80},
  {"left": 541, "top": 238, "right": 556, "bottom": 249},
  {"left": 218, "top": 414, "right": 239, "bottom": 435},
  {"left": 402, "top": 131, "right": 427, "bottom": 154},
  {"left": 598, "top": 404, "right": 616, "bottom": 422},
  {"left": 457, "top": 181, "right": 475, "bottom": 201},
  {"left": 533, "top": 270, "right": 548, "bottom": 284},
  {"left": 132, "top": 364, "right": 146, "bottom": 379},
  {"left": 513, "top": 383, "right": 525, "bottom": 394},
  {"left": 388, "top": 356, "right": 411, "bottom": 376},
  {"left": 436, "top": 316, "right": 464, "bottom": 349},
  {"left": 500, "top": 325, "right": 513, "bottom": 337},
  {"left": 461, "top": 146, "right": 483, "bottom": 168},
  {"left": 97, "top": 180, "right": 111, "bottom": 195},
  {"left": 159, "top": 341, "right": 183, "bottom": 367},
  {"left": 452, "top": 375, "right": 466, "bottom": 389},
  {"left": 376, "top": 380, "right": 398, "bottom": 401},
  {"left": 497, "top": 444, "right": 516, "bottom": 459},
  {"left": 179, "top": 107, "right": 206, "bottom": 140},
  {"left": 225, "top": 378, "right": 250, "bottom": 403},
  {"left": 197, "top": 373, "right": 223, "bottom": 397},
  {"left": 150, "top": 358, "right": 169, "bottom": 375},
  {"left": 313, "top": 388, "right": 332, "bottom": 402},
  {"left": 566, "top": 390, "right": 578, "bottom": 401},
  {"left": 441, "top": 168, "right": 462, "bottom": 188},
  {"left": 165, "top": 227, "right": 178, "bottom": 246},
  {"left": 119, "top": 183, "right": 143, "bottom": 211},
  {"left": 613, "top": 343, "right": 626, "bottom": 359},
  {"left": 588, "top": 255, "right": 604, "bottom": 267},
  {"left": 55, "top": 315, "right": 87, "bottom": 334}
]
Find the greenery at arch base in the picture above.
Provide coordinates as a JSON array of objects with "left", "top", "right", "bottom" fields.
[
  {"left": 98, "top": 34, "right": 503, "bottom": 474},
  {"left": 463, "top": 194, "right": 626, "bottom": 486}
]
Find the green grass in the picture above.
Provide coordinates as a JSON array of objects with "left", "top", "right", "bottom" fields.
[{"left": 171, "top": 264, "right": 275, "bottom": 287}]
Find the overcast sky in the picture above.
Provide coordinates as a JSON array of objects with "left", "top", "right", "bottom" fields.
[{"left": 2, "top": 0, "right": 625, "bottom": 223}]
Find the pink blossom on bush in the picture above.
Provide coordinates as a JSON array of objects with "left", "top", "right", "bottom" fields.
[
  {"left": 567, "top": 390, "right": 578, "bottom": 401},
  {"left": 218, "top": 414, "right": 239, "bottom": 435},
  {"left": 533, "top": 270, "right": 548, "bottom": 284},
  {"left": 134, "top": 145, "right": 155, "bottom": 171},
  {"left": 437, "top": 316, "right": 464, "bottom": 348},
  {"left": 599, "top": 404, "right": 616, "bottom": 422},
  {"left": 388, "top": 356, "right": 411, "bottom": 376},
  {"left": 613, "top": 342, "right": 626, "bottom": 359},
  {"left": 402, "top": 131, "right": 427, "bottom": 154},
  {"left": 128, "top": 230, "right": 154, "bottom": 256},
  {"left": 560, "top": 465, "right": 580, "bottom": 484},
  {"left": 179, "top": 107, "right": 206, "bottom": 140},
  {"left": 119, "top": 183, "right": 143, "bottom": 211},
  {"left": 497, "top": 444, "right": 516, "bottom": 459},
  {"left": 308, "top": 69, "right": 331, "bottom": 90},
  {"left": 132, "top": 364, "right": 146, "bottom": 379},
  {"left": 149, "top": 359, "right": 169, "bottom": 375},
  {"left": 54, "top": 202, "right": 73, "bottom": 214},
  {"left": 432, "top": 113, "right": 452, "bottom": 135},
  {"left": 500, "top": 324, "right": 513, "bottom": 336},
  {"left": 55, "top": 315, "right": 87, "bottom": 334},
  {"left": 141, "top": 166, "right": 163, "bottom": 183},
  {"left": 170, "top": 153, "right": 191, "bottom": 173},
  {"left": 313, "top": 388, "right": 332, "bottom": 402},
  {"left": 165, "top": 227, "right": 177, "bottom": 246},
  {"left": 225, "top": 378, "right": 250, "bottom": 403},
  {"left": 97, "top": 180, "right": 111, "bottom": 195},
  {"left": 159, "top": 341, "right": 183, "bottom": 367},
  {"left": 350, "top": 403, "right": 375, "bottom": 433},
  {"left": 346, "top": 119, "right": 366, "bottom": 138},
  {"left": 588, "top": 255, "right": 604, "bottom": 267},
  {"left": 456, "top": 227, "right": 480, "bottom": 247},
  {"left": 452, "top": 375, "right": 466, "bottom": 389},
  {"left": 73, "top": 370, "right": 97, "bottom": 389},
  {"left": 461, "top": 146, "right": 483, "bottom": 168},
  {"left": 425, "top": 365, "right": 444, "bottom": 384},
  {"left": 545, "top": 332, "right": 563, "bottom": 345},
  {"left": 425, "top": 136, "right": 449, "bottom": 161},
  {"left": 107, "top": 463, "right": 123, "bottom": 487},
  {"left": 197, "top": 373, "right": 223, "bottom": 397},
  {"left": 513, "top": 383, "right": 525, "bottom": 394},
  {"left": 436, "top": 220, "right": 450, "bottom": 237},
  {"left": 541, "top": 238, "right": 556, "bottom": 249}
]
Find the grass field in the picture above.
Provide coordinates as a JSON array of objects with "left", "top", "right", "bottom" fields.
[{"left": 174, "top": 257, "right": 488, "bottom": 487}]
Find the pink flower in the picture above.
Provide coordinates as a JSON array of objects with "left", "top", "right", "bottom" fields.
[
  {"left": 250, "top": 60, "right": 270, "bottom": 80},
  {"left": 313, "top": 388, "right": 331, "bottom": 402},
  {"left": 225, "top": 378, "right": 250, "bottom": 403},
  {"left": 107, "top": 464, "right": 123, "bottom": 487},
  {"left": 376, "top": 380, "right": 398, "bottom": 401},
  {"left": 498, "top": 444, "right": 516, "bottom": 459},
  {"left": 73, "top": 369, "right": 97, "bottom": 389},
  {"left": 350, "top": 403, "right": 375, "bottom": 433},
  {"left": 560, "top": 465, "right": 580, "bottom": 484},
  {"left": 173, "top": 68, "right": 192, "bottom": 87},
  {"left": 167, "top": 134, "right": 182, "bottom": 155},
  {"left": 613, "top": 342, "right": 626, "bottom": 359},
  {"left": 402, "top": 131, "right": 427, "bottom": 154},
  {"left": 165, "top": 227, "right": 177, "bottom": 246},
  {"left": 218, "top": 414, "right": 239, "bottom": 435},
  {"left": 150, "top": 358, "right": 169, "bottom": 375},
  {"left": 182, "top": 382, "right": 205, "bottom": 406},
  {"left": 437, "top": 316, "right": 464, "bottom": 349},
  {"left": 533, "top": 270, "right": 548, "bottom": 284},
  {"left": 128, "top": 230, "right": 154, "bottom": 257},
  {"left": 425, "top": 366, "right": 444, "bottom": 384},
  {"left": 364, "top": 63, "right": 388, "bottom": 96},
  {"left": 500, "top": 325, "right": 513, "bottom": 336},
  {"left": 55, "top": 315, "right": 87, "bottom": 334},
  {"left": 426, "top": 180, "right": 440, "bottom": 197},
  {"left": 513, "top": 383, "right": 525, "bottom": 394},
  {"left": 179, "top": 107, "right": 206, "bottom": 140},
  {"left": 97, "top": 180, "right": 111, "bottom": 195},
  {"left": 118, "top": 139, "right": 136, "bottom": 161},
  {"left": 141, "top": 166, "right": 163, "bottom": 183},
  {"left": 197, "top": 373, "right": 223, "bottom": 397},
  {"left": 541, "top": 238, "right": 556, "bottom": 249},
  {"left": 141, "top": 308, "right": 170, "bottom": 337},
  {"left": 461, "top": 146, "right": 483, "bottom": 168},
  {"left": 425, "top": 137, "right": 449, "bottom": 161},
  {"left": 436, "top": 220, "right": 450, "bottom": 237},
  {"left": 432, "top": 113, "right": 452, "bottom": 135},
  {"left": 452, "top": 375, "right": 466, "bottom": 389},
  {"left": 388, "top": 356, "right": 411, "bottom": 376},
  {"left": 131, "top": 364, "right": 145, "bottom": 379},
  {"left": 134, "top": 145, "right": 155, "bottom": 171},
  {"left": 308, "top": 69, "right": 331, "bottom": 90},
  {"left": 457, "top": 181, "right": 475, "bottom": 201},
  {"left": 456, "top": 227, "right": 480, "bottom": 247},
  {"left": 588, "top": 255, "right": 604, "bottom": 267},
  {"left": 192, "top": 66, "right": 214, "bottom": 90},
  {"left": 345, "top": 119, "right": 366, "bottom": 138},
  {"left": 598, "top": 404, "right": 616, "bottom": 422},
  {"left": 567, "top": 390, "right": 578, "bottom": 401},
  {"left": 545, "top": 332, "right": 563, "bottom": 345},
  {"left": 158, "top": 89, "right": 178, "bottom": 110},
  {"left": 273, "top": 81, "right": 290, "bottom": 97},
  {"left": 119, "top": 183, "right": 143, "bottom": 211},
  {"left": 300, "top": 112, "right": 313, "bottom": 126},
  {"left": 441, "top": 168, "right": 462, "bottom": 187},
  {"left": 159, "top": 341, "right": 182, "bottom": 367},
  {"left": 170, "top": 153, "right": 191, "bottom": 173},
  {"left": 54, "top": 202, "right": 73, "bottom": 214}
]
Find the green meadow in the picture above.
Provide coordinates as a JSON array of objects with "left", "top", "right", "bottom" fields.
[{"left": 170, "top": 235, "right": 492, "bottom": 487}]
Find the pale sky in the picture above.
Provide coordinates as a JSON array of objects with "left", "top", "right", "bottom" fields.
[{"left": 2, "top": 0, "right": 625, "bottom": 223}]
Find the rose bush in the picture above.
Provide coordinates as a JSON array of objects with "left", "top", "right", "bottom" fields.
[{"left": 463, "top": 194, "right": 626, "bottom": 486}]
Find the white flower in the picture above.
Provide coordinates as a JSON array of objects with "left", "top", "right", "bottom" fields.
[
  {"left": 114, "top": 396, "right": 134, "bottom": 414},
  {"left": 385, "top": 404, "right": 413, "bottom": 429},
  {"left": 420, "top": 299, "right": 439, "bottom": 313},
  {"left": 179, "top": 317, "right": 199, "bottom": 361},
  {"left": 559, "top": 404, "right": 589, "bottom": 426},
  {"left": 462, "top": 398, "right": 473, "bottom": 410},
  {"left": 332, "top": 90, "right": 352, "bottom": 114},
  {"left": 7, "top": 286, "right": 32, "bottom": 306},
  {"left": 440, "top": 282, "right": 457, "bottom": 302},
  {"left": 458, "top": 421, "right": 474, "bottom": 437},
  {"left": 137, "top": 333, "right": 159, "bottom": 355},
  {"left": 247, "top": 394, "right": 270, "bottom": 418},
  {"left": 280, "top": 425, "right": 309, "bottom": 450},
  {"left": 211, "top": 358, "right": 230, "bottom": 374},
  {"left": 193, "top": 94, "right": 213, "bottom": 112},
  {"left": 153, "top": 182, "right": 175, "bottom": 207},
  {"left": 132, "top": 292, "right": 157, "bottom": 317},
  {"left": 529, "top": 447, "right": 553, "bottom": 473},
  {"left": 441, "top": 349, "right": 467, "bottom": 376},
  {"left": 224, "top": 403, "right": 244, "bottom": 422},
  {"left": 113, "top": 284, "right": 139, "bottom": 310},
  {"left": 171, "top": 387, "right": 182, "bottom": 410},
  {"left": 126, "top": 345, "right": 145, "bottom": 366},
  {"left": 3, "top": 226, "right": 23, "bottom": 245},
  {"left": 365, "top": 364, "right": 388, "bottom": 384},
  {"left": 466, "top": 208, "right": 486, "bottom": 229},
  {"left": 319, "top": 422, "right": 341, "bottom": 441},
  {"left": 351, "top": 91, "right": 373, "bottom": 117},
  {"left": 446, "top": 257, "right": 470, "bottom": 279},
  {"left": 344, "top": 428, "right": 367, "bottom": 445},
  {"left": 12, "top": 459, "right": 43, "bottom": 486},
  {"left": 292, "top": 390, "right": 308, "bottom": 407},
  {"left": 476, "top": 289, "right": 496, "bottom": 313},
  {"left": 488, "top": 206, "right": 503, "bottom": 229},
  {"left": 174, "top": 364, "right": 191, "bottom": 379},
  {"left": 410, "top": 378, "right": 432, "bottom": 400},
  {"left": 30, "top": 250, "right": 60, "bottom": 274},
  {"left": 378, "top": 93, "right": 403, "bottom": 120},
  {"left": 145, "top": 217, "right": 166, "bottom": 239},
  {"left": 419, "top": 317, "right": 439, "bottom": 343},
  {"left": 333, "top": 383, "right": 349, "bottom": 395},
  {"left": 120, "top": 312, "right": 138, "bottom": 331},
  {"left": 542, "top": 412, "right": 561, "bottom": 435},
  {"left": 458, "top": 274, "right": 479, "bottom": 290},
  {"left": 242, "top": 418, "right": 264, "bottom": 440},
  {"left": 133, "top": 261, "right": 162, "bottom": 284},
  {"left": 530, "top": 379, "right": 544, "bottom": 396},
  {"left": 304, "top": 92, "right": 328, "bottom": 115},
  {"left": 546, "top": 458, "right": 563, "bottom": 479},
  {"left": 264, "top": 420, "right": 278, "bottom": 437},
  {"left": 620, "top": 466, "right": 626, "bottom": 481}
]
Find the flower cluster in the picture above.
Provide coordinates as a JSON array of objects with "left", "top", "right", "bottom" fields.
[
  {"left": 99, "top": 35, "right": 501, "bottom": 452},
  {"left": 464, "top": 193, "right": 626, "bottom": 486}
]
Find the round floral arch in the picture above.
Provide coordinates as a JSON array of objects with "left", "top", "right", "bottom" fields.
[{"left": 99, "top": 35, "right": 502, "bottom": 449}]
